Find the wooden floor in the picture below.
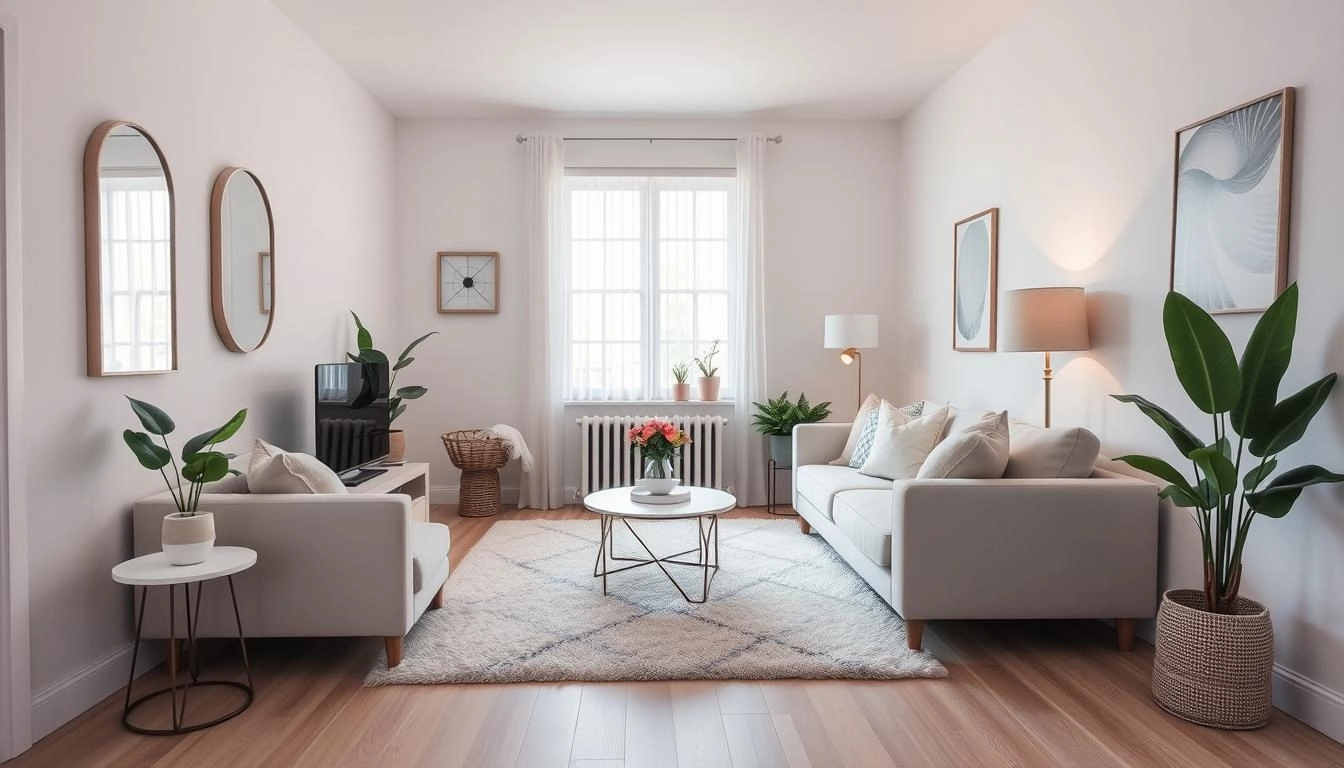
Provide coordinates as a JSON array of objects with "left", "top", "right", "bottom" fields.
[{"left": 8, "top": 505, "right": 1344, "bottom": 768}]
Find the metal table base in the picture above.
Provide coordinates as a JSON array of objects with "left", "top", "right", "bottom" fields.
[{"left": 594, "top": 514, "right": 720, "bottom": 603}]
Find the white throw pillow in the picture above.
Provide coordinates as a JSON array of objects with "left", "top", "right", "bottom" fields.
[
  {"left": 858, "top": 406, "right": 950, "bottom": 481},
  {"left": 832, "top": 396, "right": 926, "bottom": 467},
  {"left": 917, "top": 411, "right": 1010, "bottom": 479},
  {"left": 939, "top": 405, "right": 999, "bottom": 442},
  {"left": 248, "top": 439, "right": 348, "bottom": 494},
  {"left": 1003, "top": 421, "right": 1101, "bottom": 478}
]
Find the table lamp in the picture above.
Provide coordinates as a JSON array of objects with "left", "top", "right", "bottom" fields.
[
  {"left": 1002, "top": 287, "right": 1090, "bottom": 427},
  {"left": 824, "top": 314, "right": 879, "bottom": 411}
]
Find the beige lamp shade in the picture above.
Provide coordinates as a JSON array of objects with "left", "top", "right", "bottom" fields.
[
  {"left": 824, "top": 314, "right": 879, "bottom": 351},
  {"left": 1002, "top": 287, "right": 1089, "bottom": 352}
]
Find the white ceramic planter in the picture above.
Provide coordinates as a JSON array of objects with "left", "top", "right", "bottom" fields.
[{"left": 162, "top": 512, "right": 215, "bottom": 565}]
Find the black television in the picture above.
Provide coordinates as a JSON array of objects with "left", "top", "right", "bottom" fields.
[{"left": 314, "top": 361, "right": 391, "bottom": 481}]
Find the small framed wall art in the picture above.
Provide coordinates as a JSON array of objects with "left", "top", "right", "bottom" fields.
[
  {"left": 437, "top": 251, "right": 499, "bottom": 314},
  {"left": 1170, "top": 87, "right": 1295, "bottom": 314},
  {"left": 952, "top": 207, "right": 998, "bottom": 351}
]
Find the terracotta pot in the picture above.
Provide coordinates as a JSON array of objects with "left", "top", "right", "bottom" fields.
[
  {"left": 671, "top": 382, "right": 691, "bottom": 402},
  {"left": 162, "top": 512, "right": 215, "bottom": 566},
  {"left": 697, "top": 376, "right": 720, "bottom": 402},
  {"left": 387, "top": 430, "right": 406, "bottom": 462},
  {"left": 1152, "top": 588, "right": 1273, "bottom": 729}
]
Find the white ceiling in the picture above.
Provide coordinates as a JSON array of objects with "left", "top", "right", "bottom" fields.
[{"left": 271, "top": 0, "right": 1033, "bottom": 119}]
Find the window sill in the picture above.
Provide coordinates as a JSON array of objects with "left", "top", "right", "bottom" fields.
[{"left": 563, "top": 400, "right": 736, "bottom": 407}]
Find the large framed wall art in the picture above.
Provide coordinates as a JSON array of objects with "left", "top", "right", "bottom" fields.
[{"left": 952, "top": 207, "right": 998, "bottom": 351}]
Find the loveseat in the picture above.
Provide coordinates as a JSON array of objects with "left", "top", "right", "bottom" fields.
[
  {"left": 132, "top": 474, "right": 450, "bottom": 668},
  {"left": 791, "top": 403, "right": 1159, "bottom": 652}
]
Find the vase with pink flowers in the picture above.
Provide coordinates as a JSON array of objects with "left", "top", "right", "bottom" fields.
[{"left": 627, "top": 418, "right": 693, "bottom": 494}]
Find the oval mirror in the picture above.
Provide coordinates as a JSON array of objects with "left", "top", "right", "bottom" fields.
[
  {"left": 83, "top": 121, "right": 176, "bottom": 376},
  {"left": 210, "top": 167, "right": 275, "bottom": 352}
]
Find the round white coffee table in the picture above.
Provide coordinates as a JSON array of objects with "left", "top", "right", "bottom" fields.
[
  {"left": 112, "top": 546, "right": 257, "bottom": 735},
  {"left": 583, "top": 486, "right": 737, "bottom": 603}
]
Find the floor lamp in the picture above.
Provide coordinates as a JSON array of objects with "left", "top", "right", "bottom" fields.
[
  {"left": 1002, "top": 287, "right": 1090, "bottom": 428},
  {"left": 824, "top": 314, "right": 879, "bottom": 412}
]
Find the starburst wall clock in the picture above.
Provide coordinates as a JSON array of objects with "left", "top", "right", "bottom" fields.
[{"left": 437, "top": 251, "right": 499, "bottom": 314}]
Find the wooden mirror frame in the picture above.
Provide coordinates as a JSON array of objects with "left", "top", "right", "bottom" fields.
[
  {"left": 210, "top": 167, "right": 275, "bottom": 353},
  {"left": 83, "top": 120, "right": 178, "bottom": 376}
]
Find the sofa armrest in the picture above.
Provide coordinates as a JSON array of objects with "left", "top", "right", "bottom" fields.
[
  {"left": 133, "top": 492, "right": 417, "bottom": 637},
  {"left": 792, "top": 422, "right": 851, "bottom": 468},
  {"left": 888, "top": 475, "right": 1159, "bottom": 621}
]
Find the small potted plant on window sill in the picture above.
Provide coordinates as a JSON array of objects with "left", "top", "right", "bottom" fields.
[
  {"left": 752, "top": 391, "right": 832, "bottom": 466},
  {"left": 695, "top": 340, "right": 722, "bottom": 402},
  {"left": 122, "top": 397, "right": 247, "bottom": 565},
  {"left": 671, "top": 362, "right": 691, "bottom": 402},
  {"left": 349, "top": 311, "right": 438, "bottom": 462}
]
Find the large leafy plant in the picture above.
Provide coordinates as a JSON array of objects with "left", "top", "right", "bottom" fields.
[
  {"left": 751, "top": 391, "right": 832, "bottom": 436},
  {"left": 349, "top": 311, "right": 438, "bottom": 425},
  {"left": 122, "top": 397, "right": 247, "bottom": 515},
  {"left": 1112, "top": 285, "right": 1344, "bottom": 613}
]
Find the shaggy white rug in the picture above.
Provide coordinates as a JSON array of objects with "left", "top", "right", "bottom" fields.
[{"left": 365, "top": 518, "right": 947, "bottom": 686}]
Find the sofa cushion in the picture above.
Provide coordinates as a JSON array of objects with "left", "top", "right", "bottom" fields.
[
  {"left": 859, "top": 406, "right": 949, "bottom": 480},
  {"left": 831, "top": 394, "right": 881, "bottom": 466},
  {"left": 918, "top": 410, "right": 1010, "bottom": 479},
  {"left": 795, "top": 465, "right": 892, "bottom": 520},
  {"left": 411, "top": 522, "right": 451, "bottom": 592},
  {"left": 249, "top": 439, "right": 348, "bottom": 494},
  {"left": 832, "top": 490, "right": 893, "bottom": 567},
  {"left": 940, "top": 405, "right": 999, "bottom": 442},
  {"left": 832, "top": 394, "right": 923, "bottom": 467},
  {"left": 1004, "top": 422, "right": 1101, "bottom": 478}
]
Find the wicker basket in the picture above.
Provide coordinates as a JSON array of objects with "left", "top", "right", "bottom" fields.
[
  {"left": 441, "top": 430, "right": 511, "bottom": 518},
  {"left": 1152, "top": 588, "right": 1273, "bottom": 729}
]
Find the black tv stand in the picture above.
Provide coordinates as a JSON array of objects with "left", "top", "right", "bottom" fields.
[{"left": 338, "top": 467, "right": 388, "bottom": 487}]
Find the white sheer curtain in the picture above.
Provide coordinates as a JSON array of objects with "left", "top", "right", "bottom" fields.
[
  {"left": 733, "top": 135, "right": 769, "bottom": 507},
  {"left": 521, "top": 135, "right": 567, "bottom": 509}
]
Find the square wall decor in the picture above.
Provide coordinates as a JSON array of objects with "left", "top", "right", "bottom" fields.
[
  {"left": 438, "top": 251, "right": 499, "bottom": 314},
  {"left": 952, "top": 207, "right": 998, "bottom": 352},
  {"left": 1170, "top": 87, "right": 1294, "bottom": 314}
]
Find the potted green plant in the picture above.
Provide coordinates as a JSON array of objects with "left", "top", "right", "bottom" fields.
[
  {"left": 122, "top": 397, "right": 247, "bottom": 565},
  {"left": 671, "top": 362, "right": 691, "bottom": 402},
  {"left": 1112, "top": 285, "right": 1344, "bottom": 729},
  {"left": 694, "top": 340, "right": 721, "bottom": 401},
  {"left": 751, "top": 391, "right": 832, "bottom": 466},
  {"left": 349, "top": 311, "right": 438, "bottom": 462}
]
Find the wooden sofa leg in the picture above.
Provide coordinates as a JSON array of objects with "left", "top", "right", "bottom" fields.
[
  {"left": 1116, "top": 618, "right": 1135, "bottom": 652},
  {"left": 906, "top": 620, "right": 924, "bottom": 651},
  {"left": 430, "top": 586, "right": 444, "bottom": 610},
  {"left": 799, "top": 517, "right": 811, "bottom": 534},
  {"left": 385, "top": 636, "right": 404, "bottom": 668}
]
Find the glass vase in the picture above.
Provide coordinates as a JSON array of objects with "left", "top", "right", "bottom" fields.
[{"left": 642, "top": 456, "right": 678, "bottom": 495}]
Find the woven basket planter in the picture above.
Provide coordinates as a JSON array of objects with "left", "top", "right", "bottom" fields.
[
  {"left": 1152, "top": 588, "right": 1273, "bottom": 729},
  {"left": 441, "top": 430, "right": 510, "bottom": 518}
]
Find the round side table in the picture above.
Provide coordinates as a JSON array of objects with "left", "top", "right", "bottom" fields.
[{"left": 111, "top": 546, "right": 257, "bottom": 735}]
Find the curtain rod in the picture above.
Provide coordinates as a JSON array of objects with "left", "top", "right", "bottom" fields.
[{"left": 515, "top": 135, "right": 782, "bottom": 144}]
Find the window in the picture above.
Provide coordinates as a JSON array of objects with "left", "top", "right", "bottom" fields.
[
  {"left": 100, "top": 174, "right": 172, "bottom": 372},
  {"left": 564, "top": 174, "right": 736, "bottom": 401}
]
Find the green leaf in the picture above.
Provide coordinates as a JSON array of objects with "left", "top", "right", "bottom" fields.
[
  {"left": 393, "top": 356, "right": 415, "bottom": 371},
  {"left": 1162, "top": 291, "right": 1242, "bottom": 414},
  {"left": 123, "top": 430, "right": 171, "bottom": 470},
  {"left": 1110, "top": 394, "right": 1203, "bottom": 456},
  {"left": 1249, "top": 373, "right": 1338, "bottom": 457},
  {"left": 1190, "top": 446, "right": 1237, "bottom": 498},
  {"left": 1231, "top": 285, "right": 1297, "bottom": 438},
  {"left": 1194, "top": 478, "right": 1219, "bottom": 508},
  {"left": 397, "top": 386, "right": 427, "bottom": 400},
  {"left": 1159, "top": 483, "right": 1203, "bottom": 509},
  {"left": 126, "top": 397, "right": 175, "bottom": 436},
  {"left": 1243, "top": 458, "right": 1278, "bottom": 491},
  {"left": 180, "top": 409, "right": 247, "bottom": 460},
  {"left": 396, "top": 332, "right": 438, "bottom": 367},
  {"left": 390, "top": 403, "right": 406, "bottom": 423},
  {"left": 182, "top": 452, "right": 230, "bottom": 484},
  {"left": 346, "top": 352, "right": 363, "bottom": 364},
  {"left": 1114, "top": 454, "right": 1195, "bottom": 492},
  {"left": 351, "top": 310, "right": 373, "bottom": 351},
  {"left": 1245, "top": 465, "right": 1344, "bottom": 518},
  {"left": 356, "top": 348, "right": 388, "bottom": 365}
]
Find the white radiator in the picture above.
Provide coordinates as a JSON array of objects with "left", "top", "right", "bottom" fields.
[{"left": 577, "top": 415, "right": 727, "bottom": 496}]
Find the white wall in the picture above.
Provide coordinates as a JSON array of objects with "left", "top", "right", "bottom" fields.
[
  {"left": 897, "top": 0, "right": 1344, "bottom": 739},
  {"left": 395, "top": 119, "right": 903, "bottom": 504},
  {"left": 0, "top": 0, "right": 396, "bottom": 737}
]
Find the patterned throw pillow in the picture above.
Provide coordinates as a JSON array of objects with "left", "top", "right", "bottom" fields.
[
  {"left": 899, "top": 401, "right": 925, "bottom": 420},
  {"left": 848, "top": 406, "right": 884, "bottom": 468}
]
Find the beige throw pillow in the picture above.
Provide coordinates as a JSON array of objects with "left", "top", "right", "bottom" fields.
[
  {"left": 1003, "top": 421, "right": 1101, "bottom": 478},
  {"left": 248, "top": 439, "right": 348, "bottom": 494},
  {"left": 858, "top": 406, "right": 950, "bottom": 481},
  {"left": 917, "top": 411, "right": 1010, "bottom": 479}
]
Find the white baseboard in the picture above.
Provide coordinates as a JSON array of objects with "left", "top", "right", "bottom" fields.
[
  {"left": 1274, "top": 663, "right": 1344, "bottom": 743},
  {"left": 430, "top": 485, "right": 520, "bottom": 505},
  {"left": 30, "top": 642, "right": 162, "bottom": 740}
]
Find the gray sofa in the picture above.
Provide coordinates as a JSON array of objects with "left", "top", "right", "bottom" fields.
[{"left": 792, "top": 421, "right": 1159, "bottom": 651}]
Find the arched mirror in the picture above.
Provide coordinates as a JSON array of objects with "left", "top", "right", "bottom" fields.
[
  {"left": 210, "top": 167, "right": 275, "bottom": 352},
  {"left": 84, "top": 121, "right": 176, "bottom": 376}
]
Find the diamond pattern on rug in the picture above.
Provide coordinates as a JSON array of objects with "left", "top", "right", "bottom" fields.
[{"left": 365, "top": 518, "right": 947, "bottom": 685}]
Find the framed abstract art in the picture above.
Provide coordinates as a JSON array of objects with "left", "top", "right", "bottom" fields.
[
  {"left": 1170, "top": 88, "right": 1295, "bottom": 314},
  {"left": 953, "top": 207, "right": 998, "bottom": 351}
]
